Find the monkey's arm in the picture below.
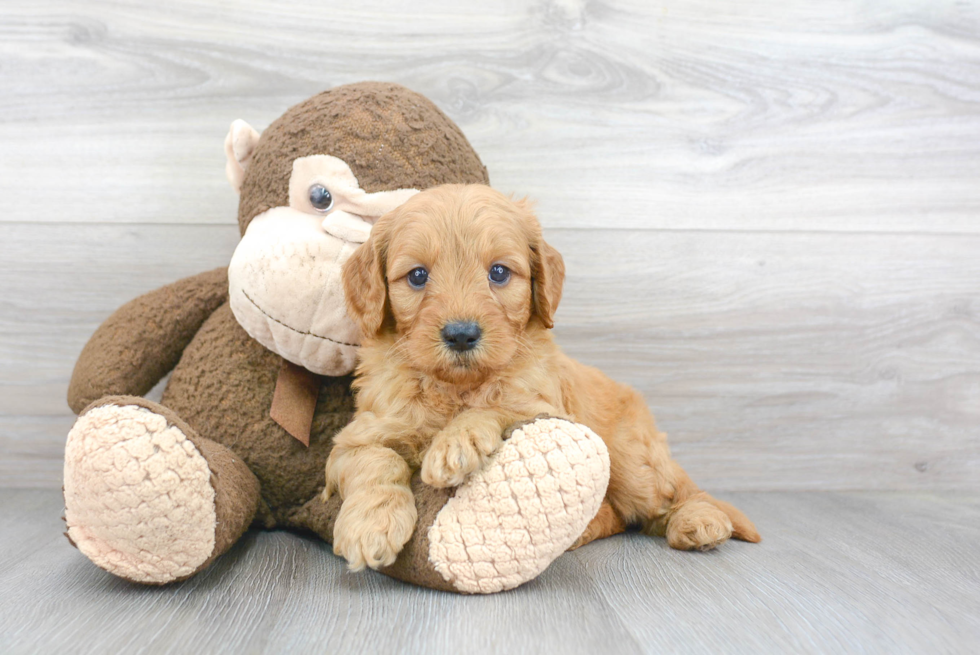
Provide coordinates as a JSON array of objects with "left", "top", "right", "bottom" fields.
[{"left": 67, "top": 267, "right": 229, "bottom": 414}]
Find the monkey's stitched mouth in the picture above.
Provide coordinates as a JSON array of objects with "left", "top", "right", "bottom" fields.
[{"left": 241, "top": 289, "right": 359, "bottom": 348}]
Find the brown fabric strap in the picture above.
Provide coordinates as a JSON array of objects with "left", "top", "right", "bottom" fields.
[{"left": 270, "top": 360, "right": 320, "bottom": 447}]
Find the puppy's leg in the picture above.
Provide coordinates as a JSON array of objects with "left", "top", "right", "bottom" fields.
[
  {"left": 421, "top": 409, "right": 510, "bottom": 488},
  {"left": 567, "top": 500, "right": 627, "bottom": 551},
  {"left": 604, "top": 390, "right": 760, "bottom": 551},
  {"left": 324, "top": 415, "right": 418, "bottom": 571},
  {"left": 693, "top": 493, "right": 760, "bottom": 544}
]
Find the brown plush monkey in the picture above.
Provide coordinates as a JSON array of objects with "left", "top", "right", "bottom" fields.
[{"left": 62, "top": 82, "right": 611, "bottom": 593}]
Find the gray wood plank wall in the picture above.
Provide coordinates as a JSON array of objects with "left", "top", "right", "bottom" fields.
[{"left": 2, "top": 0, "right": 979, "bottom": 491}]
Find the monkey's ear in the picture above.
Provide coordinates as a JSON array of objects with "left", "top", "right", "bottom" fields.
[
  {"left": 531, "top": 238, "right": 565, "bottom": 329},
  {"left": 224, "top": 119, "right": 262, "bottom": 194},
  {"left": 342, "top": 224, "right": 389, "bottom": 339}
]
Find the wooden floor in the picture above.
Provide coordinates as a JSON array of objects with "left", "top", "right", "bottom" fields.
[
  {"left": 2, "top": 0, "right": 980, "bottom": 653},
  {"left": 1, "top": 489, "right": 978, "bottom": 654}
]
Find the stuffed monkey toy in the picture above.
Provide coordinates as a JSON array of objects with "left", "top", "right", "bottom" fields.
[{"left": 62, "top": 82, "right": 610, "bottom": 594}]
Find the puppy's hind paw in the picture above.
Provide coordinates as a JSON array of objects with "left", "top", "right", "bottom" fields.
[{"left": 666, "top": 499, "right": 733, "bottom": 552}]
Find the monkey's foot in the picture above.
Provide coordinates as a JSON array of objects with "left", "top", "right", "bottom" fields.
[
  {"left": 63, "top": 400, "right": 217, "bottom": 584},
  {"left": 425, "top": 417, "right": 609, "bottom": 593}
]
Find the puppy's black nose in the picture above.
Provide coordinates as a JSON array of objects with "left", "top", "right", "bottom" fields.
[{"left": 442, "top": 321, "right": 481, "bottom": 352}]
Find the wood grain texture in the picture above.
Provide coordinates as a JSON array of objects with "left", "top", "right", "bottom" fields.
[
  {"left": 3, "top": 222, "right": 978, "bottom": 490},
  {"left": 1, "top": 1, "right": 980, "bottom": 231},
  {"left": 2, "top": 2, "right": 979, "bottom": 490},
  {"left": 4, "top": 2, "right": 979, "bottom": 652},
  {"left": 1, "top": 489, "right": 977, "bottom": 654}
]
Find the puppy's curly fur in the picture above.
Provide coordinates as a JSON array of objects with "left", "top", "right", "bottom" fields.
[{"left": 325, "top": 184, "right": 760, "bottom": 571}]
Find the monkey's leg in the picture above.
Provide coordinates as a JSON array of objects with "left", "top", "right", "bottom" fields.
[
  {"left": 295, "top": 416, "right": 612, "bottom": 593},
  {"left": 63, "top": 396, "right": 264, "bottom": 584},
  {"left": 402, "top": 417, "right": 611, "bottom": 593}
]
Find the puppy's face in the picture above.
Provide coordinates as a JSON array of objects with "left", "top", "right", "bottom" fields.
[{"left": 343, "top": 184, "right": 564, "bottom": 385}]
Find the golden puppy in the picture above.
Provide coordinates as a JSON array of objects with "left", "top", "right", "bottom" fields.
[{"left": 325, "top": 184, "right": 760, "bottom": 571}]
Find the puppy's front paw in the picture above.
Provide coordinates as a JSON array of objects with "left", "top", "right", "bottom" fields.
[
  {"left": 333, "top": 487, "right": 417, "bottom": 571},
  {"left": 421, "top": 427, "right": 488, "bottom": 488}
]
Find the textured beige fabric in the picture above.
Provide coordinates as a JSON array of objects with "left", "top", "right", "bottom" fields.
[
  {"left": 228, "top": 207, "right": 362, "bottom": 376},
  {"left": 224, "top": 119, "right": 261, "bottom": 193},
  {"left": 427, "top": 418, "right": 610, "bottom": 594},
  {"left": 63, "top": 405, "right": 216, "bottom": 584},
  {"left": 289, "top": 155, "right": 419, "bottom": 244},
  {"left": 228, "top": 155, "right": 421, "bottom": 377}
]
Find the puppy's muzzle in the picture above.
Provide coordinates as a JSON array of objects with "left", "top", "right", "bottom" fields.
[{"left": 442, "top": 321, "right": 481, "bottom": 352}]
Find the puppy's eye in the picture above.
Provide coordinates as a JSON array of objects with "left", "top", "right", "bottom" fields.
[
  {"left": 407, "top": 267, "right": 429, "bottom": 289},
  {"left": 309, "top": 184, "right": 334, "bottom": 212},
  {"left": 488, "top": 264, "right": 511, "bottom": 285}
]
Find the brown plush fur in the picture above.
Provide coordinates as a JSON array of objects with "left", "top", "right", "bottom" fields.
[
  {"left": 67, "top": 267, "right": 230, "bottom": 413},
  {"left": 326, "top": 184, "right": 760, "bottom": 571},
  {"left": 66, "top": 84, "right": 496, "bottom": 591},
  {"left": 237, "top": 82, "right": 489, "bottom": 235}
]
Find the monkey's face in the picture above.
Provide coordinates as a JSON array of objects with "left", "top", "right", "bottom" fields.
[
  {"left": 227, "top": 150, "right": 417, "bottom": 376},
  {"left": 222, "top": 83, "right": 490, "bottom": 376}
]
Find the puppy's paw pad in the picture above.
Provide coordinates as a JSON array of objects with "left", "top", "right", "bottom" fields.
[{"left": 666, "top": 502, "right": 733, "bottom": 552}]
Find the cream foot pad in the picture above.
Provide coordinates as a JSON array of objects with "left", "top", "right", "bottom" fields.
[
  {"left": 64, "top": 404, "right": 216, "bottom": 584},
  {"left": 427, "top": 417, "right": 610, "bottom": 593}
]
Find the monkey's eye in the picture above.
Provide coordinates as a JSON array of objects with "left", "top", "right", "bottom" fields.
[
  {"left": 489, "top": 264, "right": 511, "bottom": 285},
  {"left": 407, "top": 267, "right": 429, "bottom": 289},
  {"left": 308, "top": 184, "right": 334, "bottom": 212}
]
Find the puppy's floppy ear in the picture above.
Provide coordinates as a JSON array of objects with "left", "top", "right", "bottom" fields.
[
  {"left": 343, "top": 220, "right": 389, "bottom": 338},
  {"left": 514, "top": 198, "right": 565, "bottom": 329},
  {"left": 530, "top": 238, "right": 565, "bottom": 329}
]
